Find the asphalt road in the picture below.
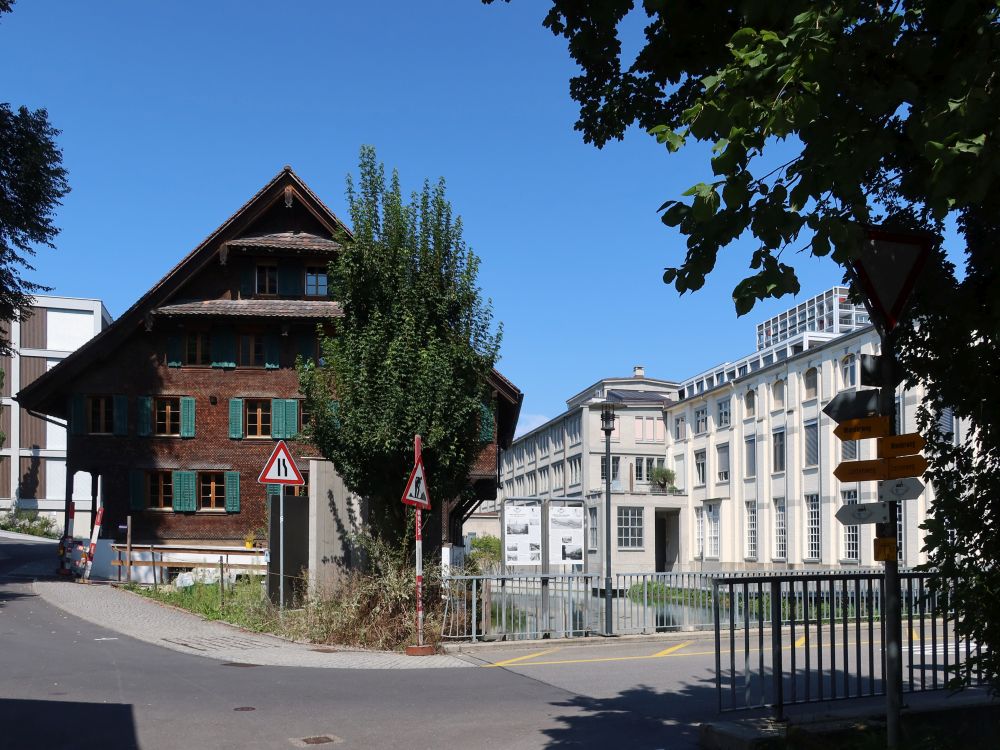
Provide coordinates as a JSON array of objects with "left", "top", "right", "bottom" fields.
[{"left": 0, "top": 538, "right": 719, "bottom": 750}]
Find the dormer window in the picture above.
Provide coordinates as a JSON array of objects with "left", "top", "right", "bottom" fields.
[
  {"left": 305, "top": 267, "right": 328, "bottom": 297},
  {"left": 256, "top": 264, "right": 278, "bottom": 295}
]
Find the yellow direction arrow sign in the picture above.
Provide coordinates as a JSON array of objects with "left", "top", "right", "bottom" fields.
[
  {"left": 874, "top": 537, "right": 898, "bottom": 562},
  {"left": 885, "top": 454, "right": 928, "bottom": 480},
  {"left": 877, "top": 433, "right": 926, "bottom": 459},
  {"left": 834, "top": 459, "right": 887, "bottom": 482},
  {"left": 833, "top": 416, "right": 892, "bottom": 442}
]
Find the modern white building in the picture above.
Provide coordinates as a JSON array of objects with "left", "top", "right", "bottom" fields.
[
  {"left": 492, "top": 287, "right": 940, "bottom": 576},
  {"left": 666, "top": 323, "right": 934, "bottom": 572},
  {"left": 2, "top": 295, "right": 111, "bottom": 532},
  {"left": 497, "top": 368, "right": 681, "bottom": 575}
]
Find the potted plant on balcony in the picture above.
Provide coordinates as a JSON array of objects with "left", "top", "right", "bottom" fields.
[{"left": 649, "top": 466, "right": 676, "bottom": 493}]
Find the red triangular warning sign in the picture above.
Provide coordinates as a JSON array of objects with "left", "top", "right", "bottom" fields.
[
  {"left": 258, "top": 440, "right": 305, "bottom": 485},
  {"left": 852, "top": 228, "right": 931, "bottom": 331},
  {"left": 401, "top": 457, "right": 431, "bottom": 509}
]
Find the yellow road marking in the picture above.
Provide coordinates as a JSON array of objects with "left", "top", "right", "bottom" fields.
[
  {"left": 483, "top": 642, "right": 692, "bottom": 668},
  {"left": 653, "top": 641, "right": 692, "bottom": 657},
  {"left": 483, "top": 647, "right": 562, "bottom": 667},
  {"left": 794, "top": 636, "right": 806, "bottom": 648}
]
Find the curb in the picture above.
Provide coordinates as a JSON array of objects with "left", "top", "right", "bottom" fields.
[
  {"left": 0, "top": 530, "right": 61, "bottom": 543},
  {"left": 440, "top": 628, "right": 716, "bottom": 654}
]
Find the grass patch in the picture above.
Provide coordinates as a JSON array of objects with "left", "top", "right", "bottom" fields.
[{"left": 128, "top": 530, "right": 445, "bottom": 651}]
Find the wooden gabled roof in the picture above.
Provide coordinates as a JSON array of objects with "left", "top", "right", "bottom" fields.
[{"left": 18, "top": 166, "right": 350, "bottom": 417}]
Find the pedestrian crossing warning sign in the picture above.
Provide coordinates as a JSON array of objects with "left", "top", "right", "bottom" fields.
[
  {"left": 401, "top": 458, "right": 431, "bottom": 510},
  {"left": 258, "top": 440, "right": 305, "bottom": 485}
]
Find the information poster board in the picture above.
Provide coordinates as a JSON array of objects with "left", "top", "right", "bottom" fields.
[
  {"left": 504, "top": 502, "right": 542, "bottom": 566},
  {"left": 548, "top": 504, "right": 585, "bottom": 565}
]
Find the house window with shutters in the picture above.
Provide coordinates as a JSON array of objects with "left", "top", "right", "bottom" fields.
[
  {"left": 87, "top": 396, "right": 114, "bottom": 434},
  {"left": 147, "top": 471, "right": 173, "bottom": 510},
  {"left": 200, "top": 472, "right": 226, "bottom": 510},
  {"left": 745, "top": 389, "right": 756, "bottom": 417},
  {"left": 717, "top": 443, "right": 730, "bottom": 482},
  {"left": 804, "top": 367, "right": 818, "bottom": 401},
  {"left": 257, "top": 264, "right": 278, "bottom": 295},
  {"left": 245, "top": 399, "right": 271, "bottom": 438},
  {"left": 155, "top": 397, "right": 181, "bottom": 436},
  {"left": 184, "top": 332, "right": 211, "bottom": 366},
  {"left": 305, "top": 267, "right": 328, "bottom": 297}
]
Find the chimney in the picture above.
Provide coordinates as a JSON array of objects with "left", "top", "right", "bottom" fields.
[{"left": 633, "top": 365, "right": 645, "bottom": 378}]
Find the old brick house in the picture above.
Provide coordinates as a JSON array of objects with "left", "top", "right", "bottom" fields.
[{"left": 17, "top": 167, "right": 521, "bottom": 548}]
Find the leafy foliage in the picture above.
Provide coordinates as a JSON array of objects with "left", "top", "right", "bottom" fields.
[
  {"left": 298, "top": 146, "right": 502, "bottom": 545},
  {"left": 0, "top": 509, "right": 58, "bottom": 538},
  {"left": 468, "top": 533, "right": 502, "bottom": 575},
  {"left": 0, "top": 14, "right": 69, "bottom": 352},
  {"left": 495, "top": 0, "right": 1000, "bottom": 687}
]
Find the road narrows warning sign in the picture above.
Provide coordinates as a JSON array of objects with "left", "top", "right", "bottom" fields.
[{"left": 258, "top": 440, "right": 305, "bottom": 485}]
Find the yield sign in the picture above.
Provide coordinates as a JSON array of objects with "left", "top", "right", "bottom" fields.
[
  {"left": 851, "top": 227, "right": 932, "bottom": 331},
  {"left": 401, "top": 457, "right": 431, "bottom": 510},
  {"left": 258, "top": 440, "right": 305, "bottom": 485}
]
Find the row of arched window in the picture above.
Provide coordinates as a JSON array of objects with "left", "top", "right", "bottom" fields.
[{"left": 741, "top": 356, "right": 858, "bottom": 417}]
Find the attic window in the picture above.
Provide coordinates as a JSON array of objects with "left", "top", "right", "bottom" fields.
[{"left": 257, "top": 264, "right": 277, "bottom": 295}]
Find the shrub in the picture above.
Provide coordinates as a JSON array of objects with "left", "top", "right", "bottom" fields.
[{"left": 0, "top": 509, "right": 59, "bottom": 538}]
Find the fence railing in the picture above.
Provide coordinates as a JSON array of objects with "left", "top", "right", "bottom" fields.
[
  {"left": 713, "top": 572, "right": 985, "bottom": 718},
  {"left": 441, "top": 569, "right": 880, "bottom": 641}
]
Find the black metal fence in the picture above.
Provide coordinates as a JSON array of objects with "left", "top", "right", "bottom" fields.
[{"left": 713, "top": 572, "right": 986, "bottom": 716}]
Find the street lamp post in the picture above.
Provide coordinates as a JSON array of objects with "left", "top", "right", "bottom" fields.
[{"left": 600, "top": 401, "right": 616, "bottom": 636}]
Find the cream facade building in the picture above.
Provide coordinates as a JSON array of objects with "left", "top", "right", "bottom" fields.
[{"left": 492, "top": 287, "right": 941, "bottom": 575}]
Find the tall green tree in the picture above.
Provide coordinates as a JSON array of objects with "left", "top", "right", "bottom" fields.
[
  {"left": 0, "top": 1, "right": 69, "bottom": 355},
  {"left": 492, "top": 1, "right": 1000, "bottom": 686},
  {"left": 298, "top": 147, "right": 502, "bottom": 545}
]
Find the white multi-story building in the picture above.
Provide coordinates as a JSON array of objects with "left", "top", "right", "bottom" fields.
[
  {"left": 498, "top": 367, "right": 680, "bottom": 575},
  {"left": 667, "top": 323, "right": 934, "bottom": 571},
  {"left": 492, "top": 287, "right": 939, "bottom": 575},
  {"left": 1, "top": 295, "right": 111, "bottom": 532}
]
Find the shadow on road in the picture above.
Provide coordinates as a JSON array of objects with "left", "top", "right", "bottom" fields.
[
  {"left": 0, "top": 698, "right": 139, "bottom": 750},
  {"left": 541, "top": 672, "right": 721, "bottom": 748}
]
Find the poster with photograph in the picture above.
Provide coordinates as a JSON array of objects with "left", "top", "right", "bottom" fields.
[
  {"left": 504, "top": 502, "right": 542, "bottom": 566},
  {"left": 548, "top": 504, "right": 585, "bottom": 565}
]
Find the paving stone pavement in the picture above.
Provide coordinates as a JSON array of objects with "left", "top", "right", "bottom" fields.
[{"left": 28, "top": 578, "right": 474, "bottom": 670}]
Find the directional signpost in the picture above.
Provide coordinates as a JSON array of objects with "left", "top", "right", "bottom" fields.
[
  {"left": 258, "top": 441, "right": 305, "bottom": 610},
  {"left": 402, "top": 435, "right": 433, "bottom": 656},
  {"left": 842, "top": 225, "right": 931, "bottom": 750},
  {"left": 879, "top": 477, "right": 924, "bottom": 503},
  {"left": 835, "top": 501, "right": 890, "bottom": 525},
  {"left": 833, "top": 416, "right": 891, "bottom": 442}
]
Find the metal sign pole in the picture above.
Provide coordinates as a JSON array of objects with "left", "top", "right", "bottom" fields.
[
  {"left": 880, "top": 330, "right": 902, "bottom": 749},
  {"left": 279, "top": 492, "right": 285, "bottom": 611},
  {"left": 416, "top": 505, "right": 423, "bottom": 647}
]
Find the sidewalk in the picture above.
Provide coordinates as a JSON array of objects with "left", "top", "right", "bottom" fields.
[{"left": 28, "top": 577, "right": 474, "bottom": 670}]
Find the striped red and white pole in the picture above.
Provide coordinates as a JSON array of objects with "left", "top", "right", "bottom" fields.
[{"left": 83, "top": 507, "right": 104, "bottom": 579}]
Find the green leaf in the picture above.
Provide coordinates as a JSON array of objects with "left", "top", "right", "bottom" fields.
[{"left": 729, "top": 27, "right": 759, "bottom": 49}]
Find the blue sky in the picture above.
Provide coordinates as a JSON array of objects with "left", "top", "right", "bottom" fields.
[{"left": 1, "top": 2, "right": 952, "bottom": 435}]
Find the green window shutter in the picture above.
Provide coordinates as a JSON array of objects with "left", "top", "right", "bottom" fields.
[
  {"left": 264, "top": 334, "right": 281, "bottom": 369},
  {"left": 113, "top": 395, "right": 129, "bottom": 436},
  {"left": 70, "top": 394, "right": 85, "bottom": 435},
  {"left": 284, "top": 399, "right": 299, "bottom": 439},
  {"left": 129, "top": 470, "right": 146, "bottom": 511},
  {"left": 211, "top": 330, "right": 236, "bottom": 368},
  {"left": 271, "top": 398, "right": 286, "bottom": 439},
  {"left": 172, "top": 471, "right": 196, "bottom": 512},
  {"left": 137, "top": 396, "right": 152, "bottom": 437},
  {"left": 239, "top": 265, "right": 255, "bottom": 298},
  {"left": 224, "top": 471, "right": 240, "bottom": 513},
  {"left": 167, "top": 335, "right": 182, "bottom": 368},
  {"left": 228, "top": 398, "right": 243, "bottom": 439},
  {"left": 330, "top": 399, "right": 340, "bottom": 428},
  {"left": 277, "top": 262, "right": 303, "bottom": 296},
  {"left": 479, "top": 402, "right": 495, "bottom": 443},
  {"left": 180, "top": 397, "right": 195, "bottom": 438},
  {"left": 267, "top": 483, "right": 281, "bottom": 498}
]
